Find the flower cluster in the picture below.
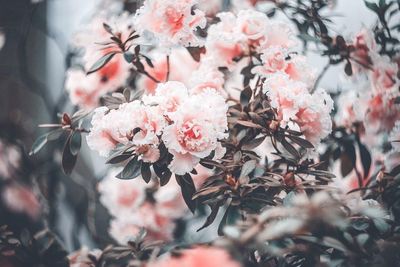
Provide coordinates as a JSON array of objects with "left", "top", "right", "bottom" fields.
[
  {"left": 87, "top": 81, "right": 228, "bottom": 175},
  {"left": 147, "top": 246, "right": 241, "bottom": 267},
  {"left": 135, "top": 0, "right": 206, "bottom": 48},
  {"left": 98, "top": 168, "right": 186, "bottom": 243}
]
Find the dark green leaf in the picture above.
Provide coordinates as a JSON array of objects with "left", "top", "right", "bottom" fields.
[
  {"left": 69, "top": 131, "right": 81, "bottom": 156},
  {"left": 287, "top": 135, "right": 314, "bottom": 149},
  {"left": 281, "top": 138, "right": 300, "bottom": 159},
  {"left": 240, "top": 160, "right": 257, "bottom": 178},
  {"left": 176, "top": 174, "right": 196, "bottom": 213},
  {"left": 87, "top": 52, "right": 116, "bottom": 74},
  {"left": 106, "top": 153, "right": 132, "bottom": 164},
  {"left": 359, "top": 142, "right": 371, "bottom": 178},
  {"left": 62, "top": 134, "right": 78, "bottom": 175},
  {"left": 29, "top": 133, "right": 48, "bottom": 155},
  {"left": 240, "top": 86, "right": 252, "bottom": 107},
  {"left": 141, "top": 162, "right": 151, "bottom": 183},
  {"left": 116, "top": 156, "right": 142, "bottom": 179},
  {"left": 197, "top": 202, "right": 222, "bottom": 232}
]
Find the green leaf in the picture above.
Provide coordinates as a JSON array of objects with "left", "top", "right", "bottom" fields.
[
  {"left": 240, "top": 160, "right": 257, "bottom": 178},
  {"left": 106, "top": 153, "right": 132, "bottom": 164},
  {"left": 29, "top": 133, "right": 48, "bottom": 155},
  {"left": 358, "top": 142, "right": 372, "bottom": 178},
  {"left": 240, "top": 86, "right": 252, "bottom": 107},
  {"left": 176, "top": 174, "right": 196, "bottom": 213},
  {"left": 141, "top": 162, "right": 151, "bottom": 183},
  {"left": 47, "top": 128, "right": 64, "bottom": 141},
  {"left": 87, "top": 52, "right": 116, "bottom": 74},
  {"left": 364, "top": 1, "right": 379, "bottom": 12},
  {"left": 286, "top": 135, "right": 314, "bottom": 149},
  {"left": 116, "top": 156, "right": 141, "bottom": 179},
  {"left": 62, "top": 134, "right": 78, "bottom": 175},
  {"left": 69, "top": 131, "right": 82, "bottom": 156}
]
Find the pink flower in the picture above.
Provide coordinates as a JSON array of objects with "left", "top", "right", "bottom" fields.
[
  {"left": 364, "top": 94, "right": 400, "bottom": 133},
  {"left": 236, "top": 9, "right": 269, "bottom": 44},
  {"left": 99, "top": 168, "right": 187, "bottom": 244},
  {"left": 258, "top": 21, "right": 298, "bottom": 51},
  {"left": 205, "top": 12, "right": 246, "bottom": 68},
  {"left": 143, "top": 81, "right": 190, "bottom": 115},
  {"left": 263, "top": 74, "right": 333, "bottom": 146},
  {"left": 109, "top": 219, "right": 142, "bottom": 245},
  {"left": 87, "top": 101, "right": 165, "bottom": 157},
  {"left": 370, "top": 55, "right": 399, "bottom": 95},
  {"left": 189, "top": 59, "right": 226, "bottom": 96},
  {"left": 351, "top": 28, "right": 376, "bottom": 72},
  {"left": 162, "top": 89, "right": 228, "bottom": 175},
  {"left": 294, "top": 91, "right": 334, "bottom": 145},
  {"left": 98, "top": 169, "right": 148, "bottom": 217},
  {"left": 147, "top": 247, "right": 241, "bottom": 267},
  {"left": 2, "top": 184, "right": 41, "bottom": 219},
  {"left": 135, "top": 0, "right": 206, "bottom": 47},
  {"left": 253, "top": 48, "right": 315, "bottom": 87},
  {"left": 0, "top": 141, "right": 21, "bottom": 180}
]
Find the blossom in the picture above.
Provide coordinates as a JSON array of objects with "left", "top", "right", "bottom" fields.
[
  {"left": 0, "top": 140, "right": 21, "bottom": 180},
  {"left": 134, "top": 0, "right": 206, "bottom": 47},
  {"left": 2, "top": 184, "right": 41, "bottom": 219},
  {"left": 364, "top": 93, "right": 400, "bottom": 134},
  {"left": 189, "top": 58, "right": 226, "bottom": 95},
  {"left": 257, "top": 20, "right": 298, "bottom": 52},
  {"left": 86, "top": 101, "right": 165, "bottom": 157},
  {"left": 369, "top": 54, "right": 399, "bottom": 95},
  {"left": 253, "top": 49, "right": 316, "bottom": 87},
  {"left": 162, "top": 89, "right": 228, "bottom": 175},
  {"left": 263, "top": 74, "right": 333, "bottom": 146},
  {"left": 351, "top": 28, "right": 376, "bottom": 72},
  {"left": 204, "top": 12, "right": 246, "bottom": 68},
  {"left": 147, "top": 247, "right": 241, "bottom": 267},
  {"left": 142, "top": 81, "right": 190, "bottom": 115},
  {"left": 98, "top": 168, "right": 148, "bottom": 217},
  {"left": 99, "top": 169, "right": 187, "bottom": 244}
]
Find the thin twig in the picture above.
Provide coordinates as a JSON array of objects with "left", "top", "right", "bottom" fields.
[
  {"left": 312, "top": 61, "right": 330, "bottom": 93},
  {"left": 165, "top": 55, "right": 170, "bottom": 82}
]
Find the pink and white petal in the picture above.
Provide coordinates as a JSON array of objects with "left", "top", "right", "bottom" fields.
[{"left": 168, "top": 150, "right": 199, "bottom": 175}]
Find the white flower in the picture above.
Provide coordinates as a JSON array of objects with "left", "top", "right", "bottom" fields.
[
  {"left": 162, "top": 89, "right": 228, "bottom": 174},
  {"left": 134, "top": 0, "right": 206, "bottom": 48},
  {"left": 86, "top": 101, "right": 165, "bottom": 157}
]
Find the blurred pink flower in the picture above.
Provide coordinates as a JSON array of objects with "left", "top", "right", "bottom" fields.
[{"left": 147, "top": 247, "right": 241, "bottom": 267}]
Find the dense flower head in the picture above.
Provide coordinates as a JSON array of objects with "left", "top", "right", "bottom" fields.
[
  {"left": 86, "top": 101, "right": 165, "bottom": 158},
  {"left": 162, "top": 88, "right": 228, "bottom": 175},
  {"left": 263, "top": 74, "right": 333, "bottom": 146},
  {"left": 134, "top": 0, "right": 207, "bottom": 48},
  {"left": 87, "top": 81, "right": 228, "bottom": 174},
  {"left": 147, "top": 247, "right": 241, "bottom": 267},
  {"left": 98, "top": 168, "right": 186, "bottom": 243},
  {"left": 204, "top": 9, "right": 297, "bottom": 70}
]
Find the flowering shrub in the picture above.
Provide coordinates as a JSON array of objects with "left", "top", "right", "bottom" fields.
[{"left": 1, "top": 0, "right": 400, "bottom": 267}]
